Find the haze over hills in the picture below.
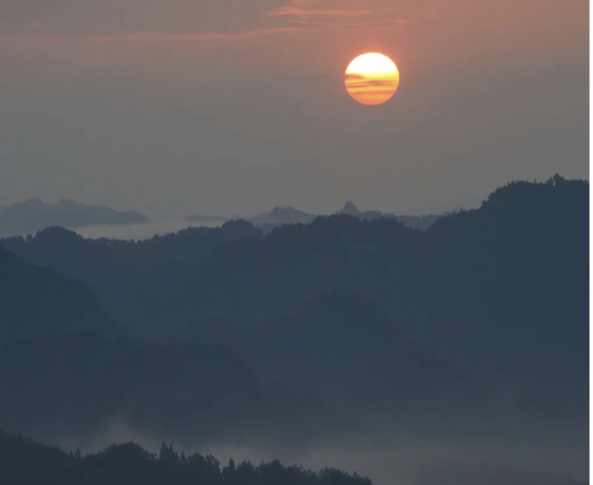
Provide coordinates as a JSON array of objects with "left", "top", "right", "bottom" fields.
[
  {"left": 250, "top": 206, "right": 317, "bottom": 226},
  {"left": 0, "top": 197, "right": 440, "bottom": 241},
  {"left": 0, "top": 198, "right": 149, "bottom": 237},
  {"left": 251, "top": 201, "right": 444, "bottom": 231},
  {"left": 336, "top": 201, "right": 442, "bottom": 230},
  {"left": 0, "top": 175, "right": 587, "bottom": 485},
  {"left": 186, "top": 202, "right": 442, "bottom": 235},
  {"left": 185, "top": 213, "right": 228, "bottom": 223}
]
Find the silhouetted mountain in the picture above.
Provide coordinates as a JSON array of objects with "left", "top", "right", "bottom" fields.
[
  {"left": 336, "top": 201, "right": 441, "bottom": 229},
  {"left": 247, "top": 206, "right": 316, "bottom": 233},
  {"left": 251, "top": 206, "right": 316, "bottom": 225},
  {"left": 202, "top": 203, "right": 441, "bottom": 234},
  {"left": 0, "top": 429, "right": 371, "bottom": 485},
  {"left": 0, "top": 197, "right": 149, "bottom": 236},
  {"left": 0, "top": 333, "right": 261, "bottom": 440},
  {"left": 338, "top": 201, "right": 360, "bottom": 217},
  {"left": 336, "top": 201, "right": 386, "bottom": 221},
  {"left": 185, "top": 206, "right": 316, "bottom": 232},
  {"left": 0, "top": 176, "right": 587, "bottom": 445},
  {"left": 0, "top": 245, "right": 111, "bottom": 340},
  {"left": 172, "top": 176, "right": 586, "bottom": 427},
  {"left": 185, "top": 203, "right": 441, "bottom": 234},
  {"left": 1, "top": 221, "right": 261, "bottom": 331}
]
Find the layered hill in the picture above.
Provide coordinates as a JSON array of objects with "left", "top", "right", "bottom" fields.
[
  {"left": 0, "top": 246, "right": 110, "bottom": 339},
  {"left": 0, "top": 175, "right": 587, "bottom": 444}
]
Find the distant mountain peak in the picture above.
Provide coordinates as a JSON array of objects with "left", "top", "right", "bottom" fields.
[
  {"left": 547, "top": 173, "right": 567, "bottom": 186},
  {"left": 336, "top": 201, "right": 386, "bottom": 221},
  {"left": 17, "top": 197, "right": 45, "bottom": 208},
  {"left": 339, "top": 201, "right": 361, "bottom": 216},
  {"left": 269, "top": 206, "right": 307, "bottom": 217},
  {"left": 250, "top": 205, "right": 315, "bottom": 227},
  {"left": 0, "top": 197, "right": 149, "bottom": 237},
  {"left": 35, "top": 226, "right": 83, "bottom": 241}
]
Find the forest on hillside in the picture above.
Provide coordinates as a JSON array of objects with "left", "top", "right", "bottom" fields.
[{"left": 0, "top": 430, "right": 370, "bottom": 485}]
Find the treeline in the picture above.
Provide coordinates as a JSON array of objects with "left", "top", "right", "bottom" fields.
[{"left": 0, "top": 430, "right": 370, "bottom": 485}]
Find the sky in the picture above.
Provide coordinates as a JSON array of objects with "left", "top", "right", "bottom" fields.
[{"left": 0, "top": 0, "right": 587, "bottom": 217}]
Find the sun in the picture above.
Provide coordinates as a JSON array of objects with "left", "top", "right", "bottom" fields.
[{"left": 345, "top": 52, "right": 400, "bottom": 106}]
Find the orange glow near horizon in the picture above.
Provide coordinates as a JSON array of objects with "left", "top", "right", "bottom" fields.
[{"left": 345, "top": 52, "right": 400, "bottom": 106}]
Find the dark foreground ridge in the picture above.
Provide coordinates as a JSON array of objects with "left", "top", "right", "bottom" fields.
[{"left": 0, "top": 429, "right": 370, "bottom": 485}]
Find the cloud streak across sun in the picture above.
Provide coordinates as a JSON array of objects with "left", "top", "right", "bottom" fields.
[{"left": 345, "top": 52, "right": 400, "bottom": 106}]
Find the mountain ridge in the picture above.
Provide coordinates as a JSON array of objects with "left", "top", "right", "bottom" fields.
[{"left": 0, "top": 175, "right": 586, "bottom": 458}]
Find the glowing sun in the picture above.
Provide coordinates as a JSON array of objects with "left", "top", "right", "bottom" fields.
[{"left": 345, "top": 52, "right": 400, "bottom": 106}]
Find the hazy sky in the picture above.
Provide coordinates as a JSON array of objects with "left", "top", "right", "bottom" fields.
[{"left": 0, "top": 0, "right": 587, "bottom": 216}]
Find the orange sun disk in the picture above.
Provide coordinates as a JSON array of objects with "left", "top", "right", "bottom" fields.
[{"left": 345, "top": 52, "right": 400, "bottom": 106}]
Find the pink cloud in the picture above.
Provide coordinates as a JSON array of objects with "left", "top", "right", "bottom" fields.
[
  {"left": 268, "top": 6, "right": 373, "bottom": 18},
  {"left": 266, "top": 2, "right": 408, "bottom": 29},
  {"left": 0, "top": 26, "right": 303, "bottom": 48}
]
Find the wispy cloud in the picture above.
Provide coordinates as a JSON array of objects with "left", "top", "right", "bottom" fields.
[
  {"left": 90, "top": 27, "right": 304, "bottom": 44},
  {"left": 0, "top": 0, "right": 287, "bottom": 37},
  {"left": 0, "top": 0, "right": 407, "bottom": 47},
  {"left": 0, "top": 26, "right": 304, "bottom": 49},
  {"left": 267, "top": 2, "right": 408, "bottom": 29},
  {"left": 269, "top": 6, "right": 374, "bottom": 18}
]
